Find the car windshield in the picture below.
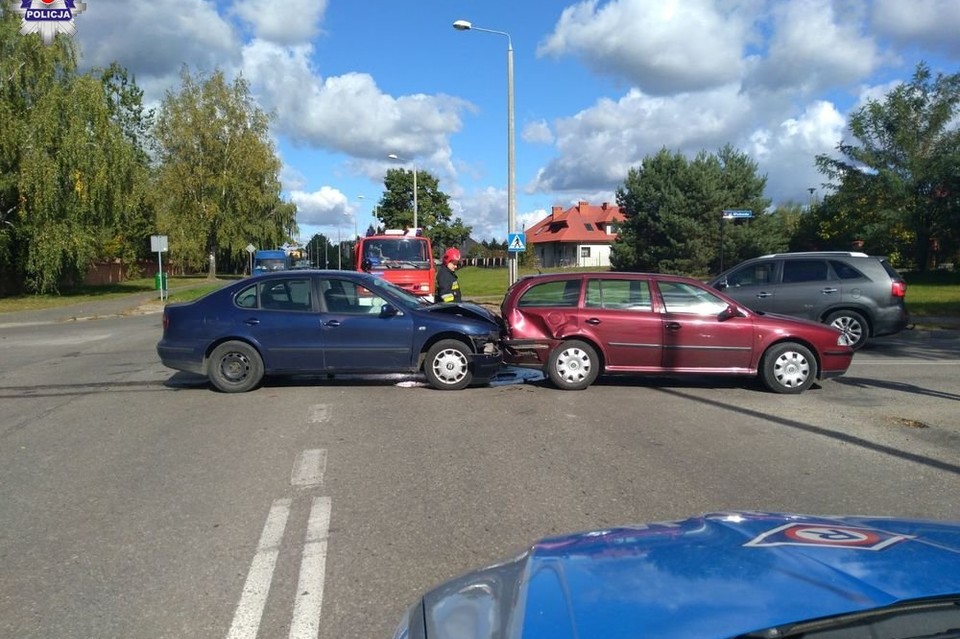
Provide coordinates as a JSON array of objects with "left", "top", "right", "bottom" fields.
[
  {"left": 363, "top": 238, "right": 430, "bottom": 267},
  {"left": 369, "top": 276, "right": 431, "bottom": 309}
]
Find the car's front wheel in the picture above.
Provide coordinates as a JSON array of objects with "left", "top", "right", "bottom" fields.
[
  {"left": 424, "top": 339, "right": 473, "bottom": 390},
  {"left": 547, "top": 340, "right": 599, "bottom": 390},
  {"left": 826, "top": 310, "right": 868, "bottom": 350},
  {"left": 208, "top": 340, "right": 264, "bottom": 393},
  {"left": 760, "top": 342, "right": 817, "bottom": 394}
]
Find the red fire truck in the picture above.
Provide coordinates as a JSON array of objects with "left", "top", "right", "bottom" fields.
[{"left": 354, "top": 229, "right": 436, "bottom": 299}]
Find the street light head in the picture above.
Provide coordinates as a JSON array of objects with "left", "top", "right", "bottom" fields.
[{"left": 452, "top": 19, "right": 472, "bottom": 31}]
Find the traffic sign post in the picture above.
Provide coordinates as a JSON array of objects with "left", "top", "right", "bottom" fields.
[
  {"left": 508, "top": 232, "right": 526, "bottom": 253},
  {"left": 151, "top": 235, "right": 169, "bottom": 301}
]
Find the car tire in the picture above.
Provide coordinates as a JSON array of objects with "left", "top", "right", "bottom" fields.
[
  {"left": 424, "top": 339, "right": 473, "bottom": 390},
  {"left": 825, "top": 310, "right": 868, "bottom": 350},
  {"left": 760, "top": 342, "right": 817, "bottom": 394},
  {"left": 547, "top": 340, "right": 599, "bottom": 390},
  {"left": 208, "top": 340, "right": 264, "bottom": 393}
]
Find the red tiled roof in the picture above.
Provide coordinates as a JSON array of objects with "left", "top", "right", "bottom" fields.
[{"left": 526, "top": 201, "right": 625, "bottom": 245}]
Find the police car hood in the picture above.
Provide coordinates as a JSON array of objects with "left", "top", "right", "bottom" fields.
[
  {"left": 415, "top": 511, "right": 960, "bottom": 639},
  {"left": 424, "top": 302, "right": 499, "bottom": 325}
]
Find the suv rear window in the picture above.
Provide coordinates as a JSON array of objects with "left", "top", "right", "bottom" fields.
[{"left": 829, "top": 260, "right": 865, "bottom": 280}]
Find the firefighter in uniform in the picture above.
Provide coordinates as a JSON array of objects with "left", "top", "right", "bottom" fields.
[{"left": 436, "top": 248, "right": 462, "bottom": 303}]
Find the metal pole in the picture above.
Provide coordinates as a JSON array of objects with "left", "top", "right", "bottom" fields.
[
  {"left": 506, "top": 38, "right": 516, "bottom": 286},
  {"left": 337, "top": 226, "right": 342, "bottom": 270},
  {"left": 413, "top": 165, "right": 418, "bottom": 230}
]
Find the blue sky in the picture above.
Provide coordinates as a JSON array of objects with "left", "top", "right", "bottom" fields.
[{"left": 68, "top": 0, "right": 960, "bottom": 243}]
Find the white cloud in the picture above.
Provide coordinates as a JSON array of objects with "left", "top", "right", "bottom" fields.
[
  {"left": 76, "top": 0, "right": 241, "bottom": 97},
  {"left": 872, "top": 0, "right": 960, "bottom": 56},
  {"left": 231, "top": 0, "right": 328, "bottom": 45},
  {"left": 290, "top": 187, "right": 348, "bottom": 226},
  {"left": 537, "top": 0, "right": 751, "bottom": 95},
  {"left": 241, "top": 41, "right": 471, "bottom": 162},
  {"left": 747, "top": 0, "right": 882, "bottom": 93},
  {"left": 523, "top": 120, "right": 555, "bottom": 144}
]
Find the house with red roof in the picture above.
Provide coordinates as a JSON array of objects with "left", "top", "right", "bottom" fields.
[{"left": 525, "top": 201, "right": 625, "bottom": 268}]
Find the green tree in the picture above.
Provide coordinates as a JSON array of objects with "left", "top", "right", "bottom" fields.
[
  {"left": 611, "top": 145, "right": 769, "bottom": 275},
  {"left": 153, "top": 67, "right": 296, "bottom": 276},
  {"left": 376, "top": 168, "right": 472, "bottom": 254},
  {"left": 815, "top": 62, "right": 960, "bottom": 270},
  {"left": 0, "top": 7, "right": 79, "bottom": 291}
]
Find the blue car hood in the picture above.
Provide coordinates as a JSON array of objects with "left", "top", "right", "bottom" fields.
[{"left": 413, "top": 511, "right": 960, "bottom": 639}]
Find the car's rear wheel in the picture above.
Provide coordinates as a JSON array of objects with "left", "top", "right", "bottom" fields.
[
  {"left": 547, "top": 340, "right": 599, "bottom": 390},
  {"left": 760, "top": 342, "right": 817, "bottom": 394},
  {"left": 826, "top": 310, "right": 868, "bottom": 350},
  {"left": 208, "top": 340, "right": 264, "bottom": 393},
  {"left": 424, "top": 339, "right": 473, "bottom": 390}
]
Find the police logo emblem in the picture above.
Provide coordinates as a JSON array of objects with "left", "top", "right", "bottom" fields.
[{"left": 13, "top": 0, "right": 87, "bottom": 46}]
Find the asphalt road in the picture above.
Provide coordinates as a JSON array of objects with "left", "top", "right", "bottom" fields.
[{"left": 1, "top": 309, "right": 958, "bottom": 639}]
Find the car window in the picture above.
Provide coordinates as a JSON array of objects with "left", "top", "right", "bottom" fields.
[
  {"left": 726, "top": 262, "right": 776, "bottom": 287},
  {"left": 658, "top": 281, "right": 729, "bottom": 315},
  {"left": 829, "top": 260, "right": 865, "bottom": 280},
  {"left": 322, "top": 278, "right": 387, "bottom": 314},
  {"left": 585, "top": 278, "right": 651, "bottom": 310},
  {"left": 259, "top": 278, "right": 313, "bottom": 311},
  {"left": 235, "top": 284, "right": 258, "bottom": 308},
  {"left": 517, "top": 279, "right": 581, "bottom": 307},
  {"left": 782, "top": 259, "right": 829, "bottom": 284}
]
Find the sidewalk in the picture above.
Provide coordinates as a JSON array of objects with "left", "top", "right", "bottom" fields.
[{"left": 0, "top": 290, "right": 165, "bottom": 328}]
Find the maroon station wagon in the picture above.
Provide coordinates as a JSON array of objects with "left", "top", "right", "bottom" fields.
[{"left": 500, "top": 272, "right": 854, "bottom": 393}]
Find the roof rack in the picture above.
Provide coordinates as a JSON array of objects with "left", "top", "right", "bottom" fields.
[{"left": 759, "top": 251, "right": 868, "bottom": 258}]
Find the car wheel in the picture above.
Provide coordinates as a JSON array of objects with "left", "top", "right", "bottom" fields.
[
  {"left": 424, "top": 339, "right": 473, "bottom": 390},
  {"left": 208, "top": 340, "right": 264, "bottom": 393},
  {"left": 760, "top": 342, "right": 817, "bottom": 394},
  {"left": 826, "top": 310, "right": 868, "bottom": 350},
  {"left": 547, "top": 340, "right": 599, "bottom": 390}
]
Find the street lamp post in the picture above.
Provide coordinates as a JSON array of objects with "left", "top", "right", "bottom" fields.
[
  {"left": 453, "top": 19, "right": 517, "bottom": 286},
  {"left": 388, "top": 154, "right": 418, "bottom": 230}
]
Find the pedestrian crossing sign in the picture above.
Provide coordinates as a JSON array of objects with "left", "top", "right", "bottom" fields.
[{"left": 508, "top": 233, "right": 526, "bottom": 252}]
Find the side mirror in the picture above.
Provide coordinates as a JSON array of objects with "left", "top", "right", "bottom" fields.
[
  {"left": 714, "top": 278, "right": 728, "bottom": 290},
  {"left": 380, "top": 304, "right": 401, "bottom": 317},
  {"left": 361, "top": 258, "right": 372, "bottom": 272},
  {"left": 718, "top": 304, "right": 744, "bottom": 321}
]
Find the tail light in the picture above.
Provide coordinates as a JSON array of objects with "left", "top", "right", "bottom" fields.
[
  {"left": 162, "top": 313, "right": 169, "bottom": 331},
  {"left": 892, "top": 281, "right": 907, "bottom": 298}
]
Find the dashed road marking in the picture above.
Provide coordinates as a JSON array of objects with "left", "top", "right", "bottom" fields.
[
  {"left": 308, "top": 405, "right": 330, "bottom": 423},
  {"left": 291, "top": 449, "right": 327, "bottom": 487}
]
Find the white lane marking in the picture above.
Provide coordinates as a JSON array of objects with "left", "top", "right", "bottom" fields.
[
  {"left": 291, "top": 449, "right": 327, "bottom": 487},
  {"left": 289, "top": 496, "right": 332, "bottom": 639},
  {"left": 308, "top": 405, "right": 330, "bottom": 423},
  {"left": 227, "top": 498, "right": 292, "bottom": 639}
]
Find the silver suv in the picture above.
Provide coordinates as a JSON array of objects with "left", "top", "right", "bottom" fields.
[{"left": 710, "top": 251, "right": 909, "bottom": 349}]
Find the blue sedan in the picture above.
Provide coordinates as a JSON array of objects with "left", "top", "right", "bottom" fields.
[
  {"left": 157, "top": 270, "right": 502, "bottom": 392},
  {"left": 394, "top": 511, "right": 960, "bottom": 639}
]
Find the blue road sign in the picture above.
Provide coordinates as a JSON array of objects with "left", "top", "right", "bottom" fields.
[
  {"left": 508, "top": 232, "right": 526, "bottom": 252},
  {"left": 723, "top": 209, "right": 754, "bottom": 219}
]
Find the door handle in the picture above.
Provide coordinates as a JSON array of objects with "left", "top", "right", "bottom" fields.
[
  {"left": 244, "top": 319, "right": 260, "bottom": 326},
  {"left": 585, "top": 318, "right": 601, "bottom": 325},
  {"left": 756, "top": 292, "right": 772, "bottom": 298},
  {"left": 821, "top": 287, "right": 838, "bottom": 294},
  {"left": 324, "top": 320, "right": 341, "bottom": 327},
  {"left": 665, "top": 322, "right": 681, "bottom": 331}
]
